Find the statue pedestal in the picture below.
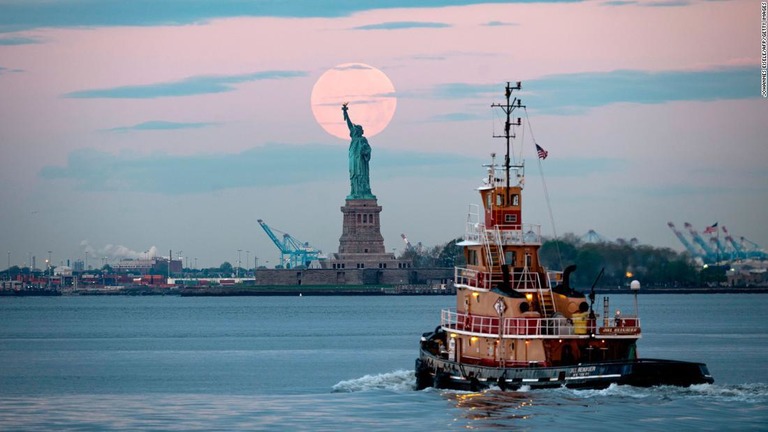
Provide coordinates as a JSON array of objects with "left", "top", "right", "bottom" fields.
[
  {"left": 326, "top": 198, "right": 413, "bottom": 272},
  {"left": 338, "top": 199, "right": 386, "bottom": 255}
]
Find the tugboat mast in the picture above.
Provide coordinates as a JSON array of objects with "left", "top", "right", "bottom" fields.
[{"left": 491, "top": 81, "right": 524, "bottom": 190}]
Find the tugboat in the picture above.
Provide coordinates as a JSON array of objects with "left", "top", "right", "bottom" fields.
[{"left": 415, "top": 82, "right": 713, "bottom": 391}]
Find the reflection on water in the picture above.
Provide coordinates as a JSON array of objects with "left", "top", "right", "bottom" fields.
[
  {"left": 447, "top": 390, "right": 534, "bottom": 424},
  {"left": 444, "top": 383, "right": 768, "bottom": 431}
]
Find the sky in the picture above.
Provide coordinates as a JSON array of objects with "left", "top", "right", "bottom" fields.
[{"left": 0, "top": 0, "right": 765, "bottom": 270}]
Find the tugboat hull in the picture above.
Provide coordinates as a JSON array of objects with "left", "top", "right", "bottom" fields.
[{"left": 415, "top": 348, "right": 713, "bottom": 391}]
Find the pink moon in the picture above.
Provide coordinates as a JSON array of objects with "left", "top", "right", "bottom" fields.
[{"left": 310, "top": 63, "right": 397, "bottom": 140}]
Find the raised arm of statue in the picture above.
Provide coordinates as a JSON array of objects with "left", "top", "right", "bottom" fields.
[{"left": 342, "top": 103, "right": 354, "bottom": 133}]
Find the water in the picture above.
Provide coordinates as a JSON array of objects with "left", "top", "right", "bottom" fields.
[{"left": 0, "top": 294, "right": 766, "bottom": 431}]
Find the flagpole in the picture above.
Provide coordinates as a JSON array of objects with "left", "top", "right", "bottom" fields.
[{"left": 525, "top": 107, "right": 563, "bottom": 271}]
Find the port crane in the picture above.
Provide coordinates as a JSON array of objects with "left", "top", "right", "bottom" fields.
[
  {"left": 740, "top": 236, "right": 767, "bottom": 260},
  {"left": 257, "top": 219, "right": 321, "bottom": 269},
  {"left": 722, "top": 226, "right": 744, "bottom": 258},
  {"left": 668, "top": 222, "right": 766, "bottom": 263},
  {"left": 684, "top": 222, "right": 718, "bottom": 262},
  {"left": 581, "top": 229, "right": 609, "bottom": 244},
  {"left": 667, "top": 222, "right": 701, "bottom": 258}
]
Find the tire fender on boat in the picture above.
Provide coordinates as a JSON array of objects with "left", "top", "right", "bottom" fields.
[{"left": 470, "top": 376, "right": 481, "bottom": 392}]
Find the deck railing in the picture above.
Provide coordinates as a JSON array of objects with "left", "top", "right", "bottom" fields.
[
  {"left": 464, "top": 221, "right": 542, "bottom": 246},
  {"left": 440, "top": 308, "right": 640, "bottom": 337},
  {"left": 454, "top": 266, "right": 553, "bottom": 291}
]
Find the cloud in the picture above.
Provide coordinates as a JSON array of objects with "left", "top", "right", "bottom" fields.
[
  {"left": 432, "top": 82, "right": 499, "bottom": 99},
  {"left": 333, "top": 64, "right": 374, "bottom": 71},
  {"left": 409, "top": 54, "right": 447, "bottom": 61},
  {"left": 105, "top": 120, "right": 220, "bottom": 132},
  {"left": 62, "top": 70, "right": 306, "bottom": 99},
  {"left": 530, "top": 66, "right": 756, "bottom": 113},
  {"left": 483, "top": 21, "right": 519, "bottom": 26},
  {"left": 533, "top": 157, "right": 628, "bottom": 177},
  {"left": 601, "top": 0, "right": 638, "bottom": 6},
  {"left": 39, "top": 144, "right": 479, "bottom": 195},
  {"left": 0, "top": 66, "right": 24, "bottom": 75},
  {"left": 0, "top": 1, "right": 582, "bottom": 32},
  {"left": 428, "top": 66, "right": 757, "bottom": 114},
  {"left": 0, "top": 36, "right": 42, "bottom": 45},
  {"left": 644, "top": 0, "right": 690, "bottom": 6},
  {"left": 428, "top": 112, "right": 485, "bottom": 122},
  {"left": 352, "top": 21, "right": 451, "bottom": 30}
]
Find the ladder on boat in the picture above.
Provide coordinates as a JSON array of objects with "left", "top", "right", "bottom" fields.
[
  {"left": 483, "top": 227, "right": 505, "bottom": 287},
  {"left": 516, "top": 266, "right": 556, "bottom": 316}
]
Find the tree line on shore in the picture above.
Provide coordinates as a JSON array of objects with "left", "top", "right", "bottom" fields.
[
  {"left": 399, "top": 233, "right": 726, "bottom": 288},
  {"left": 2, "top": 234, "right": 728, "bottom": 288}
]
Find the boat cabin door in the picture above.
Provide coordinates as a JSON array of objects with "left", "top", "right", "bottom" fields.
[{"left": 448, "top": 336, "right": 456, "bottom": 362}]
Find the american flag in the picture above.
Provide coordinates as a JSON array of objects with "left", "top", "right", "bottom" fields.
[
  {"left": 703, "top": 222, "right": 718, "bottom": 234},
  {"left": 536, "top": 144, "right": 548, "bottom": 160}
]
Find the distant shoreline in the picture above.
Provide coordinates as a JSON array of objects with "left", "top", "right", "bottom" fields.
[{"left": 3, "top": 285, "right": 768, "bottom": 297}]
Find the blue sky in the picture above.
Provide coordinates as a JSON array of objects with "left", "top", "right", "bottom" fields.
[{"left": 0, "top": 0, "right": 764, "bottom": 269}]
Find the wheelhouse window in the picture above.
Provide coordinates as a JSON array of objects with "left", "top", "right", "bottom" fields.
[{"left": 468, "top": 249, "right": 479, "bottom": 266}]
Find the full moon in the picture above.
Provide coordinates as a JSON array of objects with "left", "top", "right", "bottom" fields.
[{"left": 310, "top": 63, "right": 397, "bottom": 140}]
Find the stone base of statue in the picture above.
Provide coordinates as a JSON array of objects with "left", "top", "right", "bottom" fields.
[
  {"left": 339, "top": 199, "right": 386, "bottom": 255},
  {"left": 324, "top": 198, "right": 411, "bottom": 271}
]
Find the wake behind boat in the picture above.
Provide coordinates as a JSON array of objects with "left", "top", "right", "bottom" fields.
[{"left": 415, "top": 82, "right": 713, "bottom": 391}]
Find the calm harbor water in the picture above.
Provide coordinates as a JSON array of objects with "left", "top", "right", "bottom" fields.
[{"left": 1, "top": 294, "right": 766, "bottom": 431}]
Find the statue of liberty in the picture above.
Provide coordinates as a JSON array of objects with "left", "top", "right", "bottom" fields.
[{"left": 342, "top": 103, "right": 375, "bottom": 199}]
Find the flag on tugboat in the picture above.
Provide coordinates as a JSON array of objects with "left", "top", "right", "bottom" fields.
[
  {"left": 536, "top": 144, "right": 548, "bottom": 159},
  {"left": 703, "top": 222, "right": 718, "bottom": 234}
]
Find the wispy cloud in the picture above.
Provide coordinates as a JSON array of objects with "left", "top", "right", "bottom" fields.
[
  {"left": 105, "top": 121, "right": 220, "bottom": 132},
  {"left": 601, "top": 1, "right": 638, "bottom": 6},
  {"left": 483, "top": 21, "right": 519, "bottom": 26},
  {"left": 409, "top": 54, "right": 447, "bottom": 61},
  {"left": 0, "top": 66, "right": 23, "bottom": 75},
  {"left": 644, "top": 0, "right": 690, "bottom": 7},
  {"left": 428, "top": 66, "right": 757, "bottom": 114},
  {"left": 0, "top": 1, "right": 582, "bottom": 32},
  {"left": 62, "top": 70, "right": 306, "bottom": 99},
  {"left": 427, "top": 112, "right": 485, "bottom": 122},
  {"left": 432, "top": 82, "right": 498, "bottom": 99},
  {"left": 333, "top": 64, "right": 374, "bottom": 71},
  {"left": 530, "top": 66, "right": 756, "bottom": 113},
  {"left": 534, "top": 157, "right": 628, "bottom": 177},
  {"left": 0, "top": 36, "right": 42, "bottom": 45},
  {"left": 39, "top": 144, "right": 478, "bottom": 195},
  {"left": 352, "top": 21, "right": 451, "bottom": 30}
]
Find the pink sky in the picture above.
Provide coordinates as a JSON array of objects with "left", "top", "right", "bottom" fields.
[{"left": 0, "top": 0, "right": 764, "bottom": 268}]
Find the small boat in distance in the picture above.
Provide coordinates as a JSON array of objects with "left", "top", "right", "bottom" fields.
[{"left": 415, "top": 82, "right": 713, "bottom": 391}]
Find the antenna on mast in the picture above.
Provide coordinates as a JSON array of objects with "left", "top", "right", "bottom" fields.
[{"left": 491, "top": 81, "right": 524, "bottom": 190}]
